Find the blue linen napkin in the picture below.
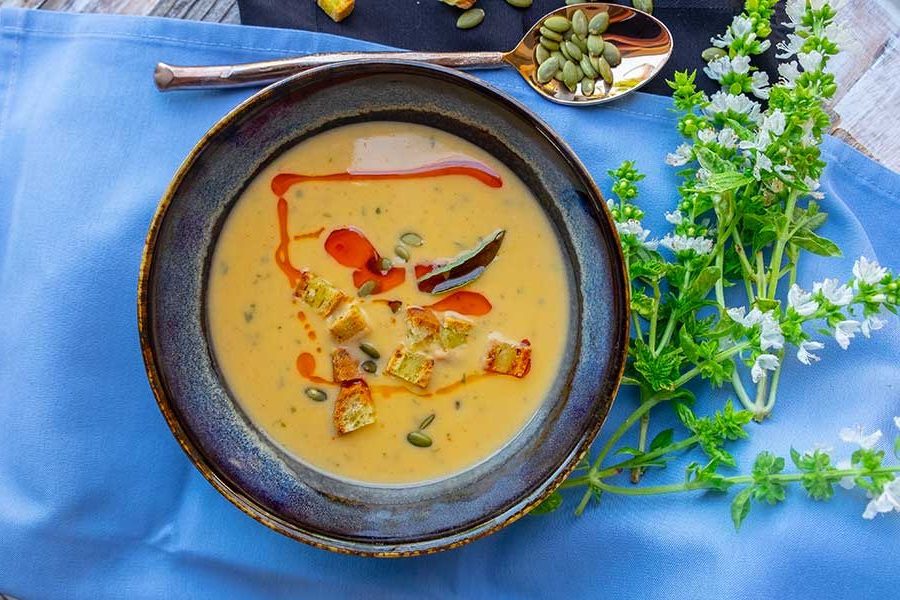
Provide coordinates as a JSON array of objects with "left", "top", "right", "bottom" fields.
[{"left": 1, "top": 8, "right": 898, "bottom": 599}]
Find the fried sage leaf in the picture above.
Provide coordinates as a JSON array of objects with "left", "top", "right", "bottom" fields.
[{"left": 416, "top": 230, "right": 505, "bottom": 294}]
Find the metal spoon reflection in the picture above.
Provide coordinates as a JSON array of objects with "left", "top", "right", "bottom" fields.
[{"left": 154, "top": 3, "right": 673, "bottom": 105}]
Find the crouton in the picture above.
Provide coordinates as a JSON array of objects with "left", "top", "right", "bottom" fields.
[
  {"left": 333, "top": 380, "right": 375, "bottom": 435},
  {"left": 317, "top": 0, "right": 354, "bottom": 22},
  {"left": 329, "top": 303, "right": 369, "bottom": 342},
  {"left": 331, "top": 348, "right": 359, "bottom": 383},
  {"left": 439, "top": 314, "right": 474, "bottom": 350},
  {"left": 385, "top": 346, "right": 435, "bottom": 388},
  {"left": 405, "top": 306, "right": 441, "bottom": 348},
  {"left": 294, "top": 270, "right": 346, "bottom": 317},
  {"left": 440, "top": 0, "right": 477, "bottom": 8},
  {"left": 484, "top": 337, "right": 532, "bottom": 378}
]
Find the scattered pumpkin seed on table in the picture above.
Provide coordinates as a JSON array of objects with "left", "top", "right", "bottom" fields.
[
  {"left": 456, "top": 8, "right": 484, "bottom": 30},
  {"left": 702, "top": 47, "right": 727, "bottom": 62},
  {"left": 505, "top": 0, "right": 532, "bottom": 6}
]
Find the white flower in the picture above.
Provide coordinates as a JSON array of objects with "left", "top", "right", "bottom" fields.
[
  {"left": 813, "top": 278, "right": 854, "bottom": 306},
  {"left": 697, "top": 128, "right": 716, "bottom": 144},
  {"left": 836, "top": 458, "right": 855, "bottom": 490},
  {"left": 750, "top": 71, "right": 771, "bottom": 99},
  {"left": 696, "top": 167, "right": 711, "bottom": 183},
  {"left": 784, "top": 0, "right": 806, "bottom": 27},
  {"left": 752, "top": 152, "right": 773, "bottom": 180},
  {"left": 761, "top": 110, "right": 787, "bottom": 137},
  {"left": 751, "top": 353, "right": 779, "bottom": 383},
  {"left": 616, "top": 219, "right": 658, "bottom": 249},
  {"left": 796, "top": 340, "right": 824, "bottom": 365},
  {"left": 717, "top": 127, "right": 738, "bottom": 148},
  {"left": 704, "top": 55, "right": 752, "bottom": 83},
  {"left": 659, "top": 234, "right": 714, "bottom": 256},
  {"left": 665, "top": 144, "right": 693, "bottom": 167},
  {"left": 728, "top": 306, "right": 761, "bottom": 327},
  {"left": 862, "top": 478, "right": 900, "bottom": 520},
  {"left": 853, "top": 256, "right": 887, "bottom": 286},
  {"left": 710, "top": 15, "right": 754, "bottom": 48},
  {"left": 704, "top": 91, "right": 762, "bottom": 123},
  {"left": 833, "top": 320, "right": 861, "bottom": 350},
  {"left": 860, "top": 315, "right": 886, "bottom": 338},
  {"left": 839, "top": 424, "right": 883, "bottom": 449},
  {"left": 894, "top": 416, "right": 900, "bottom": 430},
  {"left": 778, "top": 61, "right": 801, "bottom": 88},
  {"left": 759, "top": 312, "right": 785, "bottom": 351},
  {"left": 798, "top": 51, "right": 825, "bottom": 72},
  {"left": 776, "top": 33, "right": 805, "bottom": 58},
  {"left": 788, "top": 284, "right": 819, "bottom": 316},
  {"left": 664, "top": 209, "right": 684, "bottom": 225},
  {"left": 803, "top": 176, "right": 825, "bottom": 199}
]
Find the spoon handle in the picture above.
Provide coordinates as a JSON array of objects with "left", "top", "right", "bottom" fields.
[{"left": 154, "top": 51, "right": 507, "bottom": 91}]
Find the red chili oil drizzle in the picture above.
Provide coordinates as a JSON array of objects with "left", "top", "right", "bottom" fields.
[
  {"left": 296, "top": 352, "right": 331, "bottom": 385},
  {"left": 272, "top": 160, "right": 503, "bottom": 286},
  {"left": 324, "top": 228, "right": 406, "bottom": 294},
  {"left": 294, "top": 227, "right": 325, "bottom": 240},
  {"left": 427, "top": 291, "right": 492, "bottom": 316}
]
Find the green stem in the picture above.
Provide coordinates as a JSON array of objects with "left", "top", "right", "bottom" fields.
[
  {"left": 730, "top": 228, "right": 756, "bottom": 302},
  {"left": 593, "top": 466, "right": 900, "bottom": 496},
  {"left": 655, "top": 267, "right": 691, "bottom": 354},
  {"left": 670, "top": 341, "right": 751, "bottom": 389},
  {"left": 597, "top": 435, "right": 700, "bottom": 478},
  {"left": 763, "top": 353, "right": 783, "bottom": 415},
  {"left": 731, "top": 369, "right": 755, "bottom": 412},
  {"left": 649, "top": 282, "right": 661, "bottom": 353},
  {"left": 631, "top": 410, "right": 652, "bottom": 483},
  {"left": 715, "top": 245, "right": 726, "bottom": 307},
  {"left": 591, "top": 393, "right": 671, "bottom": 471},
  {"left": 756, "top": 252, "right": 767, "bottom": 298},
  {"left": 766, "top": 192, "right": 799, "bottom": 299},
  {"left": 632, "top": 312, "right": 645, "bottom": 343},
  {"left": 753, "top": 372, "right": 769, "bottom": 420}
]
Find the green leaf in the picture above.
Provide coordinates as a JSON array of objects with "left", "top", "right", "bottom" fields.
[
  {"left": 615, "top": 446, "right": 644, "bottom": 457},
  {"left": 791, "top": 229, "right": 842, "bottom": 257},
  {"left": 674, "top": 402, "right": 697, "bottom": 430},
  {"left": 705, "top": 171, "right": 753, "bottom": 193},
  {"left": 530, "top": 491, "right": 563, "bottom": 515},
  {"left": 790, "top": 447, "right": 802, "bottom": 469},
  {"left": 751, "top": 452, "right": 787, "bottom": 505},
  {"left": 632, "top": 341, "right": 685, "bottom": 392},
  {"left": 752, "top": 226, "right": 778, "bottom": 254},
  {"left": 731, "top": 486, "right": 754, "bottom": 531},
  {"left": 679, "top": 327, "right": 701, "bottom": 362},
  {"left": 649, "top": 428, "right": 675, "bottom": 452},
  {"left": 895, "top": 435, "right": 900, "bottom": 460},
  {"left": 620, "top": 375, "right": 642, "bottom": 386},
  {"left": 689, "top": 266, "right": 721, "bottom": 298}
]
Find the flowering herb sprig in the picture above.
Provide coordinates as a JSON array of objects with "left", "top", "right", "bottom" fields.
[{"left": 539, "top": 0, "right": 900, "bottom": 529}]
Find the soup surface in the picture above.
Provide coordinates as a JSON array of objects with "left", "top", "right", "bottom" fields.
[{"left": 207, "top": 122, "right": 570, "bottom": 484}]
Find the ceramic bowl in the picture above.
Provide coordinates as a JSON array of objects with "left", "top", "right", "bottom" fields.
[{"left": 138, "top": 61, "right": 629, "bottom": 556}]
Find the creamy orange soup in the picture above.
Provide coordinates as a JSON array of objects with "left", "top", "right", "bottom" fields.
[{"left": 207, "top": 122, "right": 570, "bottom": 484}]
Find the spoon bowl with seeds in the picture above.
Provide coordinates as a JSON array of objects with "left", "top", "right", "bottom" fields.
[{"left": 154, "top": 3, "right": 672, "bottom": 105}]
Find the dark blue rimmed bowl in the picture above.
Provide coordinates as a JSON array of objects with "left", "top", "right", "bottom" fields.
[{"left": 138, "top": 61, "right": 629, "bottom": 556}]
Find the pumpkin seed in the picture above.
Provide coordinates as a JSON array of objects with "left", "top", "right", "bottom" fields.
[
  {"left": 602, "top": 41, "right": 621, "bottom": 67},
  {"left": 357, "top": 280, "right": 376, "bottom": 297},
  {"left": 701, "top": 46, "right": 727, "bottom": 62},
  {"left": 400, "top": 232, "right": 424, "bottom": 247},
  {"left": 559, "top": 40, "right": 571, "bottom": 61},
  {"left": 407, "top": 431, "right": 433, "bottom": 447},
  {"left": 565, "top": 78, "right": 578, "bottom": 93},
  {"left": 565, "top": 0, "right": 581, "bottom": 4},
  {"left": 394, "top": 245, "right": 410, "bottom": 261},
  {"left": 564, "top": 41, "right": 583, "bottom": 62},
  {"left": 543, "top": 16, "right": 571, "bottom": 33},
  {"left": 633, "top": 0, "right": 654, "bottom": 14},
  {"left": 419, "top": 413, "right": 436, "bottom": 430},
  {"left": 587, "top": 34, "right": 604, "bottom": 56},
  {"left": 590, "top": 55, "right": 601, "bottom": 70},
  {"left": 596, "top": 55, "right": 614, "bottom": 84},
  {"left": 550, "top": 50, "right": 565, "bottom": 64},
  {"left": 361, "top": 360, "right": 377, "bottom": 374},
  {"left": 359, "top": 342, "right": 380, "bottom": 359},
  {"left": 580, "top": 55, "right": 598, "bottom": 79},
  {"left": 540, "top": 37, "right": 560, "bottom": 51},
  {"left": 305, "top": 387, "right": 327, "bottom": 402},
  {"left": 588, "top": 11, "right": 609, "bottom": 35},
  {"left": 378, "top": 257, "right": 392, "bottom": 272},
  {"left": 505, "top": 0, "right": 532, "bottom": 6},
  {"left": 572, "top": 9, "right": 588, "bottom": 37},
  {"left": 582, "top": 78, "right": 596, "bottom": 96},
  {"left": 562, "top": 60, "right": 578, "bottom": 88},
  {"left": 456, "top": 8, "right": 485, "bottom": 30},
  {"left": 535, "top": 44, "right": 551, "bottom": 64},
  {"left": 539, "top": 26, "right": 563, "bottom": 42},
  {"left": 536, "top": 56, "right": 560, "bottom": 84},
  {"left": 572, "top": 34, "right": 588, "bottom": 53}
]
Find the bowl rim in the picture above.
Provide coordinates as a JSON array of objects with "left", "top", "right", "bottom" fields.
[{"left": 137, "top": 59, "right": 630, "bottom": 557}]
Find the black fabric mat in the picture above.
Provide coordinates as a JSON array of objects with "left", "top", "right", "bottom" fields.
[{"left": 237, "top": 0, "right": 788, "bottom": 96}]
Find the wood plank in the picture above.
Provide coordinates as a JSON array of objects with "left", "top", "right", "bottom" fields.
[
  {"left": 200, "top": 0, "right": 234, "bottom": 23},
  {"left": 220, "top": 0, "right": 238, "bottom": 23}
]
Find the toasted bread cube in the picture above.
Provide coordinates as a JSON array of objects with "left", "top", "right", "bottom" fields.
[
  {"left": 317, "top": 0, "right": 354, "bottom": 22},
  {"left": 294, "top": 270, "right": 346, "bottom": 317},
  {"left": 440, "top": 0, "right": 477, "bottom": 8},
  {"left": 385, "top": 346, "right": 434, "bottom": 388},
  {"left": 328, "top": 304, "right": 369, "bottom": 342},
  {"left": 331, "top": 348, "right": 359, "bottom": 383},
  {"left": 440, "top": 314, "right": 474, "bottom": 350},
  {"left": 484, "top": 337, "right": 532, "bottom": 378},
  {"left": 406, "top": 306, "right": 441, "bottom": 348},
  {"left": 333, "top": 380, "right": 375, "bottom": 435}
]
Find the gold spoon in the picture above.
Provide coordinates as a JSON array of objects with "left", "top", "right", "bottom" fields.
[{"left": 154, "top": 3, "right": 672, "bottom": 105}]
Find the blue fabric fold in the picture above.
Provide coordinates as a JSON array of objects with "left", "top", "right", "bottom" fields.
[{"left": 0, "top": 8, "right": 898, "bottom": 599}]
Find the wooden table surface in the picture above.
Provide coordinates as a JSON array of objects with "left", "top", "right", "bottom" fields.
[{"left": 2, "top": 0, "right": 898, "bottom": 172}]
